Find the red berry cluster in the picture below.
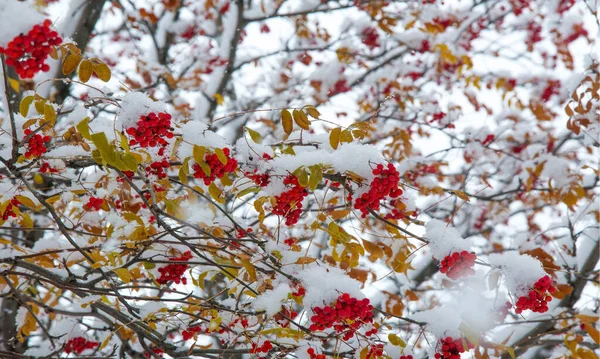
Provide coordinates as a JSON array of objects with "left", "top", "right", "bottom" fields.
[
  {"left": 361, "top": 27, "right": 380, "bottom": 49},
  {"left": 384, "top": 199, "right": 405, "bottom": 220},
  {"left": 192, "top": 147, "right": 238, "bottom": 185},
  {"left": 23, "top": 129, "right": 51, "bottom": 158},
  {"left": 84, "top": 197, "right": 104, "bottom": 211},
  {"left": 307, "top": 348, "right": 326, "bottom": 359},
  {"left": 434, "top": 337, "right": 473, "bottom": 359},
  {"left": 354, "top": 163, "right": 403, "bottom": 218},
  {"left": 126, "top": 112, "right": 174, "bottom": 148},
  {"left": 328, "top": 79, "right": 351, "bottom": 96},
  {"left": 515, "top": 275, "right": 556, "bottom": 314},
  {"left": 272, "top": 175, "right": 308, "bottom": 226},
  {"left": 309, "top": 293, "right": 374, "bottom": 340},
  {"left": 366, "top": 344, "right": 385, "bottom": 359},
  {"left": 40, "top": 162, "right": 59, "bottom": 173},
  {"left": 292, "top": 284, "right": 306, "bottom": 297},
  {"left": 246, "top": 169, "right": 270, "bottom": 187},
  {"left": 63, "top": 337, "right": 99, "bottom": 354},
  {"left": 250, "top": 340, "right": 272, "bottom": 354},
  {"left": 144, "top": 348, "right": 165, "bottom": 358},
  {"left": 182, "top": 325, "right": 203, "bottom": 340},
  {"left": 157, "top": 251, "right": 193, "bottom": 285},
  {"left": 2, "top": 198, "right": 20, "bottom": 220},
  {"left": 0, "top": 20, "right": 62, "bottom": 79},
  {"left": 439, "top": 251, "right": 477, "bottom": 280},
  {"left": 146, "top": 159, "right": 171, "bottom": 179},
  {"left": 400, "top": 356, "right": 414, "bottom": 359}
]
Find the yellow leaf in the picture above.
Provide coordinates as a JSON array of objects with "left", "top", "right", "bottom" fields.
[
  {"left": 292, "top": 109, "right": 310, "bottom": 130},
  {"left": 62, "top": 53, "right": 82, "bottom": 75},
  {"left": 113, "top": 268, "right": 132, "bottom": 283},
  {"left": 281, "top": 110, "right": 293, "bottom": 134},
  {"left": 363, "top": 239, "right": 384, "bottom": 261},
  {"left": 329, "top": 127, "right": 341, "bottom": 149},
  {"left": 308, "top": 166, "right": 322, "bottom": 191},
  {"left": 330, "top": 209, "right": 350, "bottom": 220},
  {"left": 388, "top": 333, "right": 406, "bottom": 347},
  {"left": 92, "top": 61, "right": 111, "bottom": 82},
  {"left": 78, "top": 59, "right": 93, "bottom": 83},
  {"left": 305, "top": 105, "right": 320, "bottom": 119},
  {"left": 14, "top": 195, "right": 36, "bottom": 209},
  {"left": 208, "top": 182, "right": 224, "bottom": 204},
  {"left": 240, "top": 259, "right": 257, "bottom": 282},
  {"left": 33, "top": 173, "right": 44, "bottom": 185},
  {"left": 76, "top": 117, "right": 92, "bottom": 140},
  {"left": 451, "top": 190, "right": 470, "bottom": 202},
  {"left": 295, "top": 257, "right": 317, "bottom": 265},
  {"left": 8, "top": 78, "right": 19, "bottom": 92},
  {"left": 214, "top": 93, "right": 224, "bottom": 105},
  {"left": 44, "top": 104, "right": 56, "bottom": 125},
  {"left": 245, "top": 127, "right": 262, "bottom": 144},
  {"left": 192, "top": 145, "right": 206, "bottom": 164},
  {"left": 214, "top": 148, "right": 228, "bottom": 165},
  {"left": 19, "top": 96, "right": 34, "bottom": 117}
]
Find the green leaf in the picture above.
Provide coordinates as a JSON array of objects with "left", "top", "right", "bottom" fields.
[
  {"left": 44, "top": 104, "right": 56, "bottom": 124},
  {"left": 388, "top": 334, "right": 406, "bottom": 347},
  {"left": 236, "top": 186, "right": 260, "bottom": 198},
  {"left": 245, "top": 127, "right": 262, "bottom": 144},
  {"left": 192, "top": 145, "right": 206, "bottom": 164},
  {"left": 308, "top": 166, "right": 322, "bottom": 191}
]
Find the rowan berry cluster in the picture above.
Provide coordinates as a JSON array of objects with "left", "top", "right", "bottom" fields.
[
  {"left": 40, "top": 162, "right": 59, "bottom": 173},
  {"left": 307, "top": 348, "right": 326, "bottom": 359},
  {"left": 309, "top": 293, "right": 374, "bottom": 340},
  {"left": 354, "top": 163, "right": 403, "bottom": 218},
  {"left": 291, "top": 284, "right": 306, "bottom": 297},
  {"left": 192, "top": 147, "right": 238, "bottom": 185},
  {"left": 84, "top": 197, "right": 104, "bottom": 211},
  {"left": 0, "top": 20, "right": 62, "bottom": 79},
  {"left": 246, "top": 169, "right": 270, "bottom": 187},
  {"left": 272, "top": 175, "right": 308, "bottom": 225},
  {"left": 126, "top": 112, "right": 174, "bottom": 148},
  {"left": 144, "top": 348, "right": 165, "bottom": 358},
  {"left": 63, "top": 337, "right": 99, "bottom": 354},
  {"left": 400, "top": 356, "right": 414, "bottom": 359},
  {"left": 23, "top": 129, "right": 51, "bottom": 158},
  {"left": 2, "top": 198, "right": 20, "bottom": 220},
  {"left": 250, "top": 340, "right": 272, "bottom": 354},
  {"left": 434, "top": 337, "right": 473, "bottom": 359},
  {"left": 146, "top": 159, "right": 171, "bottom": 179},
  {"left": 361, "top": 27, "right": 380, "bottom": 49},
  {"left": 515, "top": 275, "right": 556, "bottom": 314},
  {"left": 182, "top": 325, "right": 203, "bottom": 340},
  {"left": 439, "top": 251, "right": 477, "bottom": 280},
  {"left": 156, "top": 251, "right": 193, "bottom": 285},
  {"left": 366, "top": 344, "right": 384, "bottom": 359}
]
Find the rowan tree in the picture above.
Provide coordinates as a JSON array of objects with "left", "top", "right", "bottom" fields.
[{"left": 0, "top": 0, "right": 598, "bottom": 359}]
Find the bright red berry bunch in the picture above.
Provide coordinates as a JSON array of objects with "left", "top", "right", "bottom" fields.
[
  {"left": 250, "top": 340, "right": 273, "bottom": 354},
  {"left": 439, "top": 251, "right": 477, "bottom": 280},
  {"left": 272, "top": 175, "right": 308, "bottom": 226},
  {"left": 84, "top": 197, "right": 104, "bottom": 211},
  {"left": 0, "top": 20, "right": 62, "bottom": 79},
  {"left": 361, "top": 27, "right": 380, "bottom": 49},
  {"left": 354, "top": 163, "right": 403, "bottom": 218},
  {"left": 400, "top": 356, "right": 414, "bottom": 359},
  {"left": 192, "top": 147, "right": 238, "bottom": 185},
  {"left": 515, "top": 275, "right": 556, "bottom": 314},
  {"left": 291, "top": 284, "right": 305, "bottom": 297},
  {"left": 40, "top": 161, "right": 59, "bottom": 173},
  {"left": 434, "top": 337, "right": 473, "bottom": 359},
  {"left": 23, "top": 129, "right": 51, "bottom": 158},
  {"left": 63, "top": 337, "right": 99, "bottom": 354},
  {"left": 307, "top": 348, "right": 326, "bottom": 359},
  {"left": 309, "top": 293, "right": 374, "bottom": 340},
  {"left": 366, "top": 344, "right": 385, "bottom": 359},
  {"left": 2, "top": 198, "right": 21, "bottom": 220},
  {"left": 146, "top": 159, "right": 171, "bottom": 179},
  {"left": 245, "top": 169, "right": 270, "bottom": 187},
  {"left": 182, "top": 325, "right": 202, "bottom": 340},
  {"left": 156, "top": 251, "right": 193, "bottom": 285},
  {"left": 126, "top": 112, "right": 174, "bottom": 148}
]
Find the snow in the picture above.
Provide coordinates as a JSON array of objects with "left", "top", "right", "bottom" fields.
[
  {"left": 118, "top": 92, "right": 166, "bottom": 127},
  {"left": 488, "top": 252, "right": 547, "bottom": 296},
  {"left": 425, "top": 219, "right": 474, "bottom": 259},
  {"left": 253, "top": 282, "right": 291, "bottom": 315},
  {"left": 0, "top": 1, "right": 45, "bottom": 48},
  {"left": 296, "top": 264, "right": 364, "bottom": 310}
]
